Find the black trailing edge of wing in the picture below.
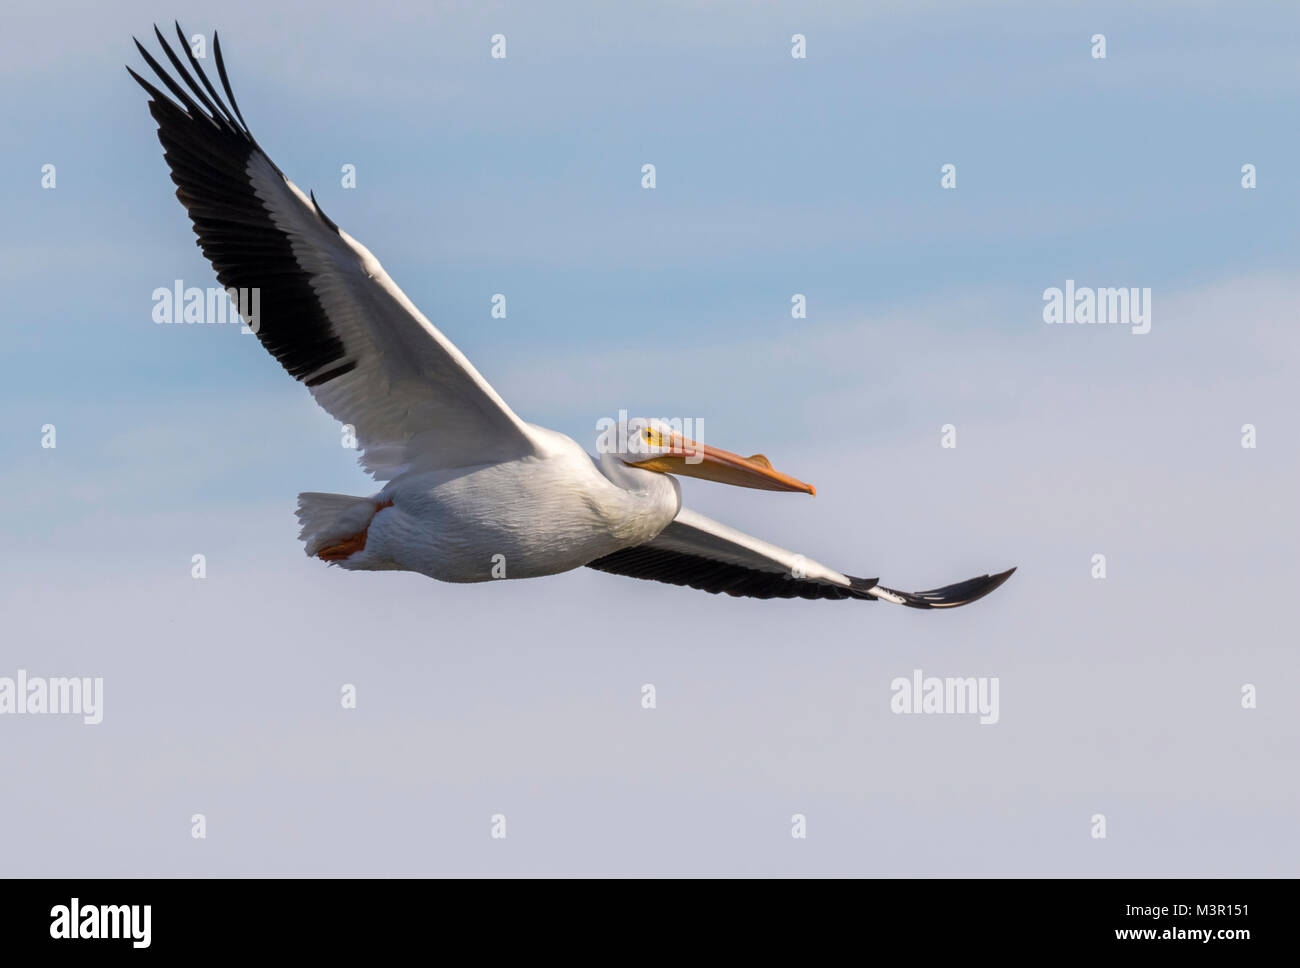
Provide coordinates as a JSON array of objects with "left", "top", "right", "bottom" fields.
[
  {"left": 587, "top": 545, "right": 1017, "bottom": 608},
  {"left": 127, "top": 23, "right": 355, "bottom": 387},
  {"left": 584, "top": 545, "right": 880, "bottom": 601}
]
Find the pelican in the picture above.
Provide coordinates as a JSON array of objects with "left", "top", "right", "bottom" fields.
[{"left": 129, "top": 26, "right": 1015, "bottom": 608}]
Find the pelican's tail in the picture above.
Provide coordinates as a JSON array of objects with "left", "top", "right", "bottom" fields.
[{"left": 295, "top": 492, "right": 390, "bottom": 562}]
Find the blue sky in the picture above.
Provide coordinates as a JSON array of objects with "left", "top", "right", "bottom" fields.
[{"left": 2, "top": 0, "right": 1298, "bottom": 874}]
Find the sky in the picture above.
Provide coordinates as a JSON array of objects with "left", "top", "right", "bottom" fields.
[{"left": 1, "top": 0, "right": 1297, "bottom": 874}]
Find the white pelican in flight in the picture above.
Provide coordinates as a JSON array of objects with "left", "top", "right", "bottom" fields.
[{"left": 129, "top": 26, "right": 1014, "bottom": 608}]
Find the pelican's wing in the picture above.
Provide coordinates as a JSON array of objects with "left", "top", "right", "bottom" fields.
[
  {"left": 586, "top": 507, "right": 1015, "bottom": 607},
  {"left": 129, "top": 25, "right": 537, "bottom": 478}
]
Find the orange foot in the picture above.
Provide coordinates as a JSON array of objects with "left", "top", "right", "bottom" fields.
[{"left": 315, "top": 500, "right": 394, "bottom": 562}]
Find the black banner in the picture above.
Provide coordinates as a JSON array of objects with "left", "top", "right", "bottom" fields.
[{"left": 0, "top": 877, "right": 1276, "bottom": 955}]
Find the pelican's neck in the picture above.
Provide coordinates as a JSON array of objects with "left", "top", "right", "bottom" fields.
[{"left": 594, "top": 451, "right": 681, "bottom": 542}]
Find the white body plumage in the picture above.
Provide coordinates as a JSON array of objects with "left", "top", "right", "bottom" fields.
[{"left": 330, "top": 431, "right": 681, "bottom": 581}]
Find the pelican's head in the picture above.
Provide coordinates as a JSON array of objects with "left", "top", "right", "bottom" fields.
[{"left": 601, "top": 417, "right": 815, "bottom": 495}]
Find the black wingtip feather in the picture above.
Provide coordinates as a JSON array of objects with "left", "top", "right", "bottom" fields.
[
  {"left": 879, "top": 566, "right": 1017, "bottom": 609},
  {"left": 130, "top": 25, "right": 355, "bottom": 389},
  {"left": 310, "top": 190, "right": 342, "bottom": 235},
  {"left": 153, "top": 23, "right": 227, "bottom": 132},
  {"left": 125, "top": 63, "right": 167, "bottom": 103},
  {"left": 174, "top": 22, "right": 241, "bottom": 132},
  {"left": 134, "top": 35, "right": 209, "bottom": 123},
  {"left": 212, "top": 31, "right": 251, "bottom": 132},
  {"left": 847, "top": 575, "right": 881, "bottom": 599}
]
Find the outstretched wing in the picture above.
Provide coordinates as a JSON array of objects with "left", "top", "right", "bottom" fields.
[
  {"left": 586, "top": 507, "right": 1015, "bottom": 607},
  {"left": 129, "top": 24, "right": 537, "bottom": 478}
]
